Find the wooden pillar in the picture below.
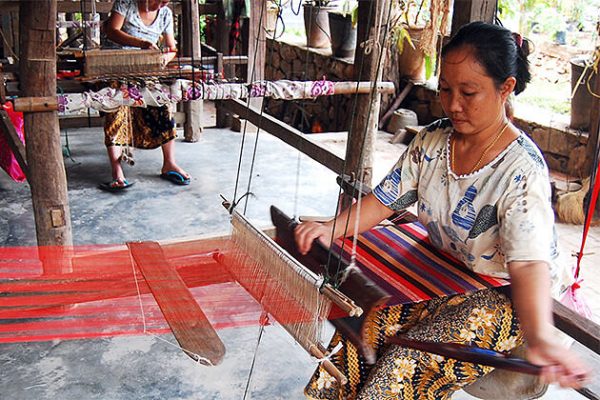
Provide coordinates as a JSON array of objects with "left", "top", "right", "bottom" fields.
[
  {"left": 81, "top": 0, "right": 96, "bottom": 49},
  {"left": 585, "top": 49, "right": 600, "bottom": 215},
  {"left": 181, "top": 0, "right": 203, "bottom": 142},
  {"left": 346, "top": 0, "right": 389, "bottom": 189},
  {"left": 19, "top": 0, "right": 73, "bottom": 247},
  {"left": 215, "top": 0, "right": 232, "bottom": 128},
  {"left": 450, "top": 0, "right": 496, "bottom": 35},
  {"left": 246, "top": 0, "right": 266, "bottom": 112}
]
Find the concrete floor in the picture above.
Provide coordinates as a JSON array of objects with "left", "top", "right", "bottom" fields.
[
  {"left": 0, "top": 108, "right": 345, "bottom": 399},
  {"left": 1, "top": 104, "right": 599, "bottom": 399}
]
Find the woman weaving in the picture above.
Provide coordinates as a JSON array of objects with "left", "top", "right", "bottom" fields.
[
  {"left": 295, "top": 22, "right": 590, "bottom": 399},
  {"left": 99, "top": 0, "right": 190, "bottom": 191}
]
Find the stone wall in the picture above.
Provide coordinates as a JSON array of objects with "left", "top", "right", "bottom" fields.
[
  {"left": 400, "top": 84, "right": 589, "bottom": 178},
  {"left": 264, "top": 39, "right": 588, "bottom": 177},
  {"left": 264, "top": 38, "right": 397, "bottom": 133},
  {"left": 514, "top": 117, "right": 589, "bottom": 178}
]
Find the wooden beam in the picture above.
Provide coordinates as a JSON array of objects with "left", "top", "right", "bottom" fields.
[
  {"left": 223, "top": 98, "right": 345, "bottom": 174},
  {"left": 127, "top": 241, "right": 226, "bottom": 366},
  {"left": 450, "top": 0, "right": 497, "bottom": 35},
  {"left": 19, "top": 0, "right": 73, "bottom": 247},
  {"left": 181, "top": 0, "right": 203, "bottom": 142},
  {"left": 553, "top": 299, "right": 600, "bottom": 354}
]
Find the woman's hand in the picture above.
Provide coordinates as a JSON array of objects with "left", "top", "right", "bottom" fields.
[
  {"left": 509, "top": 261, "right": 591, "bottom": 388},
  {"left": 526, "top": 334, "right": 590, "bottom": 388},
  {"left": 139, "top": 40, "right": 159, "bottom": 50},
  {"left": 294, "top": 221, "right": 334, "bottom": 255}
]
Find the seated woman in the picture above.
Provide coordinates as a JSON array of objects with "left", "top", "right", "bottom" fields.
[
  {"left": 295, "top": 22, "right": 590, "bottom": 399},
  {"left": 100, "top": 0, "right": 190, "bottom": 191}
]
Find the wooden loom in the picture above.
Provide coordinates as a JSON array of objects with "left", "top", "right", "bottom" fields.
[
  {"left": 82, "top": 49, "right": 163, "bottom": 78},
  {"left": 213, "top": 208, "right": 391, "bottom": 382}
]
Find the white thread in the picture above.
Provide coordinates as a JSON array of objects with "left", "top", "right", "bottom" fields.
[{"left": 311, "top": 342, "right": 343, "bottom": 363}]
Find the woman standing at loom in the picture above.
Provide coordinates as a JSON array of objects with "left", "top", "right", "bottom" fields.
[
  {"left": 99, "top": 0, "right": 190, "bottom": 191},
  {"left": 295, "top": 22, "right": 590, "bottom": 399}
]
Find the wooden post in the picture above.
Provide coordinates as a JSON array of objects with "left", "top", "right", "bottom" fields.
[
  {"left": 586, "top": 48, "right": 600, "bottom": 216},
  {"left": 346, "top": 0, "right": 389, "bottom": 190},
  {"left": 181, "top": 0, "right": 203, "bottom": 142},
  {"left": 450, "top": 0, "right": 496, "bottom": 35},
  {"left": 19, "top": 0, "right": 73, "bottom": 247},
  {"left": 246, "top": 0, "right": 266, "bottom": 113},
  {"left": 215, "top": 0, "right": 232, "bottom": 128}
]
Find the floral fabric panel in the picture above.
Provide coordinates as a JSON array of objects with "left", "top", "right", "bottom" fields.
[
  {"left": 372, "top": 119, "right": 571, "bottom": 295},
  {"left": 58, "top": 79, "right": 338, "bottom": 114}
]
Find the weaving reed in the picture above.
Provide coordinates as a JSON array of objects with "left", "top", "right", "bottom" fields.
[
  {"left": 224, "top": 211, "right": 331, "bottom": 350},
  {"left": 83, "top": 49, "right": 163, "bottom": 78}
]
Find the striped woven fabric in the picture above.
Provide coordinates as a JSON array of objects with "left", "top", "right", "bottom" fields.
[{"left": 333, "top": 222, "right": 510, "bottom": 306}]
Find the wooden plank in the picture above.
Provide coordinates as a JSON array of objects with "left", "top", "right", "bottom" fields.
[
  {"left": 553, "top": 299, "right": 600, "bottom": 354},
  {"left": 127, "top": 241, "right": 226, "bottom": 366},
  {"left": 0, "top": 109, "right": 28, "bottom": 179},
  {"left": 223, "top": 98, "right": 345, "bottom": 174}
]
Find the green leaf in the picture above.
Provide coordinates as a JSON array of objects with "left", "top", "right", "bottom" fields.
[
  {"left": 424, "top": 53, "right": 434, "bottom": 80},
  {"left": 396, "top": 27, "right": 415, "bottom": 55}
]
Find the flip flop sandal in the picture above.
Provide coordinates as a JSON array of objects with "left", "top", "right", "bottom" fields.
[
  {"left": 98, "top": 179, "right": 134, "bottom": 192},
  {"left": 160, "top": 171, "right": 191, "bottom": 186}
]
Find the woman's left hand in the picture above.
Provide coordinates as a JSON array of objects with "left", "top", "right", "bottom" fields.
[{"left": 526, "top": 334, "right": 591, "bottom": 388}]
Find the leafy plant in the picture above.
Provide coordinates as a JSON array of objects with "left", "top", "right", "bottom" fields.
[{"left": 330, "top": 0, "right": 358, "bottom": 27}]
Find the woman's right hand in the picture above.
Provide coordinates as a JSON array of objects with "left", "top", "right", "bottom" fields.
[
  {"left": 294, "top": 221, "right": 334, "bottom": 255},
  {"left": 139, "top": 40, "right": 159, "bottom": 50},
  {"left": 526, "top": 334, "right": 591, "bottom": 388}
]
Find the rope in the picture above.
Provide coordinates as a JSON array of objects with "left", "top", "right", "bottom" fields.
[
  {"left": 326, "top": 0, "right": 394, "bottom": 286},
  {"left": 242, "top": 322, "right": 266, "bottom": 400},
  {"left": 0, "top": 26, "right": 18, "bottom": 61}
]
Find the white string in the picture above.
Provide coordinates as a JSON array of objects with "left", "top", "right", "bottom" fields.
[
  {"left": 311, "top": 342, "right": 343, "bottom": 363},
  {"left": 350, "top": 0, "right": 388, "bottom": 268}
]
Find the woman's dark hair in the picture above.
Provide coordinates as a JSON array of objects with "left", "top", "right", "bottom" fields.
[{"left": 441, "top": 21, "right": 531, "bottom": 95}]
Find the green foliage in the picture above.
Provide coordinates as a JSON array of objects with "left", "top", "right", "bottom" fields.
[
  {"left": 424, "top": 53, "right": 435, "bottom": 80},
  {"left": 395, "top": 25, "right": 416, "bottom": 55}
]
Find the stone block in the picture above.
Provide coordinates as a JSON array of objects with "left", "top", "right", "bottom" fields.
[
  {"left": 548, "top": 128, "right": 569, "bottom": 156},
  {"left": 271, "top": 55, "right": 281, "bottom": 70},
  {"left": 529, "top": 127, "right": 548, "bottom": 150},
  {"left": 566, "top": 145, "right": 588, "bottom": 178},
  {"left": 545, "top": 153, "right": 568, "bottom": 174}
]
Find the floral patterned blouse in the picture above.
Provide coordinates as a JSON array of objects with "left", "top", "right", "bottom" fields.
[{"left": 373, "top": 118, "right": 572, "bottom": 297}]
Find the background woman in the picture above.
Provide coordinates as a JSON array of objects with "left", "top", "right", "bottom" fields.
[
  {"left": 99, "top": 0, "right": 190, "bottom": 191},
  {"left": 296, "top": 22, "right": 590, "bottom": 399}
]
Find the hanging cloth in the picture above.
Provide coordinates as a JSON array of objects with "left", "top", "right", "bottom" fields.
[{"left": 0, "top": 102, "right": 26, "bottom": 183}]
